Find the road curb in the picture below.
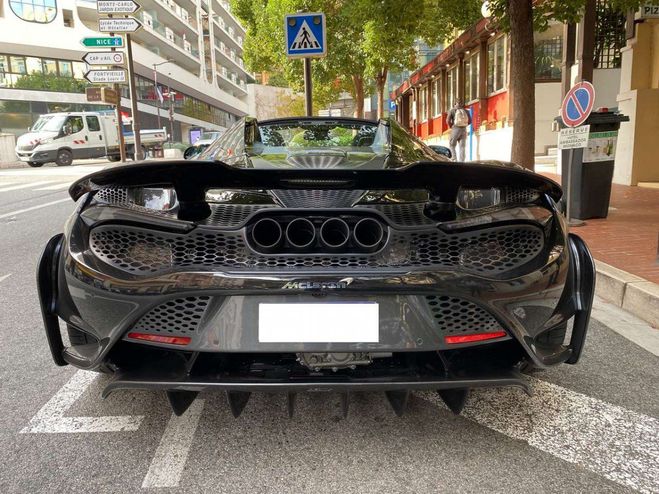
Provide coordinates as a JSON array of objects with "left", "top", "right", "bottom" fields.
[{"left": 595, "top": 260, "right": 659, "bottom": 328}]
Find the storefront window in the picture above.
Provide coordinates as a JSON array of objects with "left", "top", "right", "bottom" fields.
[
  {"left": 9, "top": 0, "right": 57, "bottom": 23},
  {"left": 488, "top": 36, "right": 507, "bottom": 94},
  {"left": 419, "top": 85, "right": 428, "bottom": 122},
  {"left": 464, "top": 52, "right": 479, "bottom": 103},
  {"left": 431, "top": 78, "right": 440, "bottom": 117},
  {"left": 447, "top": 65, "right": 458, "bottom": 107}
]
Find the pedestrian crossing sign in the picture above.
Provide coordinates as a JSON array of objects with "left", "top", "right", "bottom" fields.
[{"left": 285, "top": 12, "right": 326, "bottom": 58}]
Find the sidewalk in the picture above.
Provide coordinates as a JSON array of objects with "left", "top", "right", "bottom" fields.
[{"left": 544, "top": 173, "right": 659, "bottom": 326}]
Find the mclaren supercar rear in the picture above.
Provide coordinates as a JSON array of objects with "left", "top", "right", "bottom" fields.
[{"left": 37, "top": 117, "right": 595, "bottom": 417}]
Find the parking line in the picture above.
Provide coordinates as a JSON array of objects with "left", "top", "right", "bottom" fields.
[
  {"left": 21, "top": 370, "right": 144, "bottom": 434},
  {"left": 0, "top": 198, "right": 70, "bottom": 220},
  {"left": 417, "top": 376, "right": 659, "bottom": 493},
  {"left": 142, "top": 400, "right": 205, "bottom": 488},
  {"left": 34, "top": 182, "right": 71, "bottom": 191},
  {"left": 0, "top": 181, "right": 56, "bottom": 192}
]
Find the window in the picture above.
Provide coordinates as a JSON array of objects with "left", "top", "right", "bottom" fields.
[
  {"left": 63, "top": 116, "right": 84, "bottom": 135},
  {"left": 9, "top": 0, "right": 57, "bottom": 23},
  {"left": 42, "top": 59, "right": 57, "bottom": 75},
  {"left": 58, "top": 60, "right": 73, "bottom": 77},
  {"left": 25, "top": 57, "right": 41, "bottom": 74},
  {"left": 431, "top": 78, "right": 440, "bottom": 117},
  {"left": 419, "top": 85, "right": 428, "bottom": 122},
  {"left": 535, "top": 23, "right": 563, "bottom": 80},
  {"left": 594, "top": 0, "right": 625, "bottom": 69},
  {"left": 62, "top": 8, "right": 73, "bottom": 27},
  {"left": 10, "top": 56, "right": 26, "bottom": 74},
  {"left": 464, "top": 52, "right": 479, "bottom": 103},
  {"left": 86, "top": 116, "right": 100, "bottom": 132},
  {"left": 487, "top": 36, "right": 507, "bottom": 94},
  {"left": 447, "top": 65, "right": 458, "bottom": 108}
]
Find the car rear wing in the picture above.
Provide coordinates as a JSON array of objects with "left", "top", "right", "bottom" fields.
[{"left": 70, "top": 160, "right": 562, "bottom": 220}]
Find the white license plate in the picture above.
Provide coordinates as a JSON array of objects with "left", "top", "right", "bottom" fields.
[{"left": 258, "top": 303, "right": 379, "bottom": 343}]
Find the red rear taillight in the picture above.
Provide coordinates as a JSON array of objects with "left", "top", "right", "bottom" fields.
[
  {"left": 127, "top": 332, "right": 191, "bottom": 345},
  {"left": 444, "top": 331, "right": 507, "bottom": 345}
]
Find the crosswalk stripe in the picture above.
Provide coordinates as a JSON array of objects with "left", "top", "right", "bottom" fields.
[
  {"left": 0, "top": 181, "right": 56, "bottom": 192},
  {"left": 34, "top": 182, "right": 71, "bottom": 191},
  {"left": 416, "top": 376, "right": 659, "bottom": 493}
]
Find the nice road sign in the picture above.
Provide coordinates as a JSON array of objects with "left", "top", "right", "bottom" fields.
[
  {"left": 84, "top": 69, "right": 127, "bottom": 84},
  {"left": 561, "top": 81, "right": 595, "bottom": 128},
  {"left": 99, "top": 17, "right": 142, "bottom": 33},
  {"left": 96, "top": 0, "right": 141, "bottom": 14},
  {"left": 83, "top": 51, "right": 125, "bottom": 66},
  {"left": 81, "top": 36, "right": 124, "bottom": 48},
  {"left": 285, "top": 12, "right": 326, "bottom": 59}
]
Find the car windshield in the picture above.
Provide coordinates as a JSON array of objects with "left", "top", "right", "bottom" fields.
[
  {"left": 256, "top": 121, "right": 384, "bottom": 152},
  {"left": 32, "top": 115, "right": 66, "bottom": 132},
  {"left": 200, "top": 132, "right": 220, "bottom": 141}
]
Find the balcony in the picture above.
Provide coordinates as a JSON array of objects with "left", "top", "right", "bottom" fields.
[
  {"left": 214, "top": 39, "right": 248, "bottom": 75},
  {"left": 134, "top": 11, "right": 201, "bottom": 72},
  {"left": 140, "top": 0, "right": 199, "bottom": 37},
  {"left": 211, "top": 9, "right": 244, "bottom": 50},
  {"left": 216, "top": 64, "right": 247, "bottom": 96}
]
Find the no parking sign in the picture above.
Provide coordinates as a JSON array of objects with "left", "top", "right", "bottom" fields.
[{"left": 561, "top": 81, "right": 595, "bottom": 128}]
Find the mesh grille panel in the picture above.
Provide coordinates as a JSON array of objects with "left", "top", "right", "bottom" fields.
[
  {"left": 201, "top": 204, "right": 277, "bottom": 227},
  {"left": 95, "top": 186, "right": 130, "bottom": 204},
  {"left": 425, "top": 296, "right": 504, "bottom": 334},
  {"left": 504, "top": 187, "right": 541, "bottom": 204},
  {"left": 357, "top": 203, "right": 435, "bottom": 227},
  {"left": 89, "top": 223, "right": 544, "bottom": 275},
  {"left": 271, "top": 189, "right": 366, "bottom": 208},
  {"left": 132, "top": 296, "right": 211, "bottom": 335}
]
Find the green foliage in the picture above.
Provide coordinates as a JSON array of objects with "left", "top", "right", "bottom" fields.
[{"left": 13, "top": 72, "right": 87, "bottom": 93}]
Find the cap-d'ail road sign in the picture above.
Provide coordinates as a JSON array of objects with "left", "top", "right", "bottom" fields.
[
  {"left": 83, "top": 51, "right": 125, "bottom": 65},
  {"left": 285, "top": 12, "right": 326, "bottom": 59},
  {"left": 98, "top": 17, "right": 142, "bottom": 33},
  {"left": 560, "top": 81, "right": 595, "bottom": 128},
  {"left": 96, "top": 0, "right": 141, "bottom": 14},
  {"left": 81, "top": 36, "right": 124, "bottom": 48}
]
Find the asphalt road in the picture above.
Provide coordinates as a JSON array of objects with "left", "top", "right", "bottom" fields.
[{"left": 0, "top": 163, "right": 657, "bottom": 494}]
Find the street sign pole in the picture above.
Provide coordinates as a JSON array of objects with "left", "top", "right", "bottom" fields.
[
  {"left": 303, "top": 58, "right": 312, "bottom": 116},
  {"left": 126, "top": 33, "right": 143, "bottom": 160},
  {"left": 107, "top": 15, "right": 127, "bottom": 163}
]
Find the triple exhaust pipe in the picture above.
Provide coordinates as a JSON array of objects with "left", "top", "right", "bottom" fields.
[{"left": 251, "top": 217, "right": 385, "bottom": 253}]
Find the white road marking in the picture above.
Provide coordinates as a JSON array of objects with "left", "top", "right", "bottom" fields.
[
  {"left": 0, "top": 273, "right": 12, "bottom": 284},
  {"left": 34, "top": 182, "right": 71, "bottom": 191},
  {"left": 0, "top": 198, "right": 70, "bottom": 220},
  {"left": 142, "top": 400, "right": 205, "bottom": 488},
  {"left": 417, "top": 376, "right": 659, "bottom": 494},
  {"left": 592, "top": 295, "right": 659, "bottom": 356},
  {"left": 21, "top": 370, "right": 144, "bottom": 434},
  {"left": 0, "top": 181, "right": 56, "bottom": 192}
]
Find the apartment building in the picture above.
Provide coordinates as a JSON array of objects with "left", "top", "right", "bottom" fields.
[{"left": 0, "top": 0, "right": 250, "bottom": 143}]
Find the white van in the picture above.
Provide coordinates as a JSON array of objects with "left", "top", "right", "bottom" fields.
[{"left": 15, "top": 111, "right": 167, "bottom": 167}]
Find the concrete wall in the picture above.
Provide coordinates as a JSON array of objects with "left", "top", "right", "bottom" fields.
[
  {"left": 535, "top": 82, "right": 561, "bottom": 154},
  {"left": 593, "top": 68, "right": 622, "bottom": 109},
  {"left": 0, "top": 134, "right": 17, "bottom": 164}
]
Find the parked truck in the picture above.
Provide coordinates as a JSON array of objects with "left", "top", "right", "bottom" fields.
[{"left": 15, "top": 111, "right": 167, "bottom": 167}]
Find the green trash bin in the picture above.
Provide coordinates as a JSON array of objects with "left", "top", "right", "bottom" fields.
[{"left": 555, "top": 110, "right": 629, "bottom": 220}]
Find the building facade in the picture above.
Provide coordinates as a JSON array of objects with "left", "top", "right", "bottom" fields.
[
  {"left": 391, "top": 4, "right": 627, "bottom": 165},
  {"left": 0, "top": 0, "right": 250, "bottom": 144}
]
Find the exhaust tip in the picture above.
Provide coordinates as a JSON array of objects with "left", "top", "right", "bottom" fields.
[
  {"left": 319, "top": 218, "right": 350, "bottom": 250},
  {"left": 353, "top": 218, "right": 385, "bottom": 251},
  {"left": 285, "top": 217, "right": 316, "bottom": 250},
  {"left": 251, "top": 218, "right": 283, "bottom": 251}
]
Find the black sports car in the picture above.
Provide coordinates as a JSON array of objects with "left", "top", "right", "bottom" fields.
[{"left": 38, "top": 117, "right": 595, "bottom": 417}]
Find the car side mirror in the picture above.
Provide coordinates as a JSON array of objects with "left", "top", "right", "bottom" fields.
[
  {"left": 183, "top": 146, "right": 198, "bottom": 160},
  {"left": 432, "top": 145, "right": 452, "bottom": 159}
]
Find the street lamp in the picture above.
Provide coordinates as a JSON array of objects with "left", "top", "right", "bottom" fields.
[{"left": 153, "top": 59, "right": 173, "bottom": 131}]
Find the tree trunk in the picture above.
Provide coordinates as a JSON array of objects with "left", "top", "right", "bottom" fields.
[
  {"left": 352, "top": 75, "right": 364, "bottom": 118},
  {"left": 376, "top": 67, "right": 388, "bottom": 120},
  {"left": 508, "top": 0, "right": 535, "bottom": 170}
]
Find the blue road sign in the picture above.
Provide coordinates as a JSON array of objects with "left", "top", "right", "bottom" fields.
[
  {"left": 561, "top": 81, "right": 595, "bottom": 127},
  {"left": 285, "top": 12, "right": 326, "bottom": 59},
  {"left": 389, "top": 99, "right": 396, "bottom": 111}
]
